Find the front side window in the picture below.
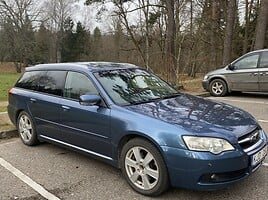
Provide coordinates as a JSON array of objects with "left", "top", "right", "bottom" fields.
[
  {"left": 94, "top": 69, "right": 179, "bottom": 106},
  {"left": 233, "top": 54, "right": 259, "bottom": 69},
  {"left": 64, "top": 71, "right": 98, "bottom": 100}
]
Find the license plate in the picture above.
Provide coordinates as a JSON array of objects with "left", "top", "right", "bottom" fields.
[{"left": 252, "top": 146, "right": 267, "bottom": 166}]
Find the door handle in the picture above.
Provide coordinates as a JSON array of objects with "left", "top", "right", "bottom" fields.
[
  {"left": 251, "top": 73, "right": 258, "bottom": 76},
  {"left": 62, "top": 105, "right": 70, "bottom": 111},
  {"left": 30, "top": 98, "right": 36, "bottom": 103}
]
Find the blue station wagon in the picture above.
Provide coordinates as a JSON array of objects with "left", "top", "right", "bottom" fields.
[{"left": 8, "top": 62, "right": 268, "bottom": 196}]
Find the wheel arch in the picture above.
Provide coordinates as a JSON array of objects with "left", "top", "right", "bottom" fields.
[
  {"left": 15, "top": 108, "right": 35, "bottom": 125},
  {"left": 117, "top": 132, "right": 166, "bottom": 169},
  {"left": 15, "top": 109, "right": 25, "bottom": 125}
]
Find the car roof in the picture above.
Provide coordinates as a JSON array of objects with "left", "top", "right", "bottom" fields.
[
  {"left": 247, "top": 48, "right": 268, "bottom": 54},
  {"left": 26, "top": 62, "right": 139, "bottom": 73}
]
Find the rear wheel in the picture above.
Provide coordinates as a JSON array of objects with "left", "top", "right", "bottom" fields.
[
  {"left": 209, "top": 79, "right": 228, "bottom": 96},
  {"left": 17, "top": 111, "right": 38, "bottom": 146},
  {"left": 120, "top": 138, "right": 169, "bottom": 196}
]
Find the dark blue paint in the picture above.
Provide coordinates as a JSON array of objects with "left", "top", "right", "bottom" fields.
[{"left": 7, "top": 62, "right": 268, "bottom": 191}]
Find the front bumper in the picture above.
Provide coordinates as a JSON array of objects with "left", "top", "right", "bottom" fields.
[
  {"left": 161, "top": 132, "right": 267, "bottom": 190},
  {"left": 202, "top": 80, "right": 209, "bottom": 91}
]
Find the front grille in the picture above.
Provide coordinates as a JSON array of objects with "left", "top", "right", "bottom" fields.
[{"left": 238, "top": 129, "right": 261, "bottom": 151}]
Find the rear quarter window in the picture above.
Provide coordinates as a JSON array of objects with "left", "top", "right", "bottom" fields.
[{"left": 16, "top": 70, "right": 67, "bottom": 96}]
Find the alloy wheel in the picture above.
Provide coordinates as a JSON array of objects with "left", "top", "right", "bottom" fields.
[
  {"left": 211, "top": 81, "right": 224, "bottom": 95},
  {"left": 18, "top": 114, "right": 33, "bottom": 143},
  {"left": 124, "top": 146, "right": 159, "bottom": 190},
  {"left": 209, "top": 79, "right": 228, "bottom": 97}
]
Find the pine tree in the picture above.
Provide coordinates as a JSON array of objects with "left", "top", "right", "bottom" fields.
[
  {"left": 35, "top": 23, "right": 50, "bottom": 64},
  {"left": 61, "top": 17, "right": 75, "bottom": 62},
  {"left": 74, "top": 22, "right": 87, "bottom": 60},
  {"left": 92, "top": 27, "right": 102, "bottom": 60}
]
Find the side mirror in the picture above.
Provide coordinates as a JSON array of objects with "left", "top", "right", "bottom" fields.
[
  {"left": 228, "top": 64, "right": 234, "bottom": 70},
  {"left": 79, "top": 94, "right": 101, "bottom": 106}
]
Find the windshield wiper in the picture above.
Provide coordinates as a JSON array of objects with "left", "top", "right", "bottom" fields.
[
  {"left": 161, "top": 93, "right": 181, "bottom": 99},
  {"left": 129, "top": 93, "right": 181, "bottom": 105},
  {"left": 130, "top": 97, "right": 162, "bottom": 105},
  {"left": 127, "top": 92, "right": 181, "bottom": 106}
]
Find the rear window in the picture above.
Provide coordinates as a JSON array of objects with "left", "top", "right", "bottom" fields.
[{"left": 16, "top": 70, "right": 67, "bottom": 96}]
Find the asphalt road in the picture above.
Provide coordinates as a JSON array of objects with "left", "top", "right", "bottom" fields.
[{"left": 0, "top": 93, "right": 268, "bottom": 200}]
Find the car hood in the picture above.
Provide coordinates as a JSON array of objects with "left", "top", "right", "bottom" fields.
[
  {"left": 205, "top": 66, "right": 228, "bottom": 76},
  {"left": 125, "top": 94, "right": 258, "bottom": 138}
]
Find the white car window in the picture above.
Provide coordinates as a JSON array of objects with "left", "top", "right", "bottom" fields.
[{"left": 233, "top": 54, "right": 259, "bottom": 69}]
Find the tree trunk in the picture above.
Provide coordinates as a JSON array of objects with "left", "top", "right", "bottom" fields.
[
  {"left": 165, "top": 0, "right": 176, "bottom": 84},
  {"left": 141, "top": 0, "right": 150, "bottom": 70},
  {"left": 223, "top": 0, "right": 237, "bottom": 65},
  {"left": 210, "top": 0, "right": 218, "bottom": 68},
  {"left": 254, "top": 0, "right": 268, "bottom": 50},
  {"left": 14, "top": 62, "right": 22, "bottom": 73},
  {"left": 243, "top": 0, "right": 249, "bottom": 53}
]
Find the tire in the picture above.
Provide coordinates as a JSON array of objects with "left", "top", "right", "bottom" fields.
[
  {"left": 120, "top": 138, "right": 169, "bottom": 196},
  {"left": 209, "top": 79, "right": 228, "bottom": 96},
  {"left": 17, "top": 111, "right": 39, "bottom": 146}
]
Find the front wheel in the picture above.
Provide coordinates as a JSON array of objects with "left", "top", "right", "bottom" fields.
[
  {"left": 209, "top": 79, "right": 228, "bottom": 96},
  {"left": 17, "top": 111, "right": 39, "bottom": 146},
  {"left": 120, "top": 138, "right": 169, "bottom": 196}
]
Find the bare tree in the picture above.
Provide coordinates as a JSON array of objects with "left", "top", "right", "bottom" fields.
[
  {"left": 85, "top": 1, "right": 176, "bottom": 77},
  {"left": 43, "top": 0, "right": 74, "bottom": 62},
  {"left": 165, "top": 0, "right": 176, "bottom": 83},
  {"left": 140, "top": 0, "right": 150, "bottom": 69},
  {"left": 0, "top": 0, "right": 41, "bottom": 72},
  {"left": 243, "top": 0, "right": 249, "bottom": 53},
  {"left": 223, "top": 0, "right": 237, "bottom": 65},
  {"left": 254, "top": 0, "right": 268, "bottom": 50}
]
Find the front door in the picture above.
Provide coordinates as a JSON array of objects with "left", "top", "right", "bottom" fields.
[
  {"left": 59, "top": 71, "right": 112, "bottom": 159},
  {"left": 226, "top": 53, "right": 260, "bottom": 92}
]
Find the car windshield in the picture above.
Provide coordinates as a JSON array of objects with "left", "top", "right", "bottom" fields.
[{"left": 94, "top": 68, "right": 180, "bottom": 106}]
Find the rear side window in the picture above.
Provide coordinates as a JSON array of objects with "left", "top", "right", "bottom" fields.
[
  {"left": 64, "top": 71, "right": 98, "bottom": 100},
  {"left": 16, "top": 71, "right": 46, "bottom": 90},
  {"left": 259, "top": 52, "right": 268, "bottom": 68},
  {"left": 16, "top": 71, "right": 66, "bottom": 96}
]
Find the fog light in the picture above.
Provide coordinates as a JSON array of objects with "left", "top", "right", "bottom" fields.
[{"left": 210, "top": 174, "right": 216, "bottom": 180}]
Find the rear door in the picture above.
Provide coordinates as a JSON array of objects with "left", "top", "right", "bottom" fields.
[
  {"left": 259, "top": 51, "right": 268, "bottom": 91},
  {"left": 59, "top": 71, "right": 112, "bottom": 159},
  {"left": 226, "top": 53, "right": 260, "bottom": 91},
  {"left": 26, "top": 71, "right": 66, "bottom": 140}
]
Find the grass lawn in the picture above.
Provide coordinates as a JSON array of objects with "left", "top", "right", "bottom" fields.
[
  {"left": 0, "top": 106, "right": 7, "bottom": 112},
  {"left": 0, "top": 72, "right": 21, "bottom": 102}
]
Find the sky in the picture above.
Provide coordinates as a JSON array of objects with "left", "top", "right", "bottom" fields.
[
  {"left": 67, "top": 0, "right": 247, "bottom": 33},
  {"left": 70, "top": 0, "right": 115, "bottom": 32},
  {"left": 69, "top": 0, "right": 146, "bottom": 33}
]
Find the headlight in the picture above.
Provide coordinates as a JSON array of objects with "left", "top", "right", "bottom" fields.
[
  {"left": 203, "top": 75, "right": 209, "bottom": 80},
  {"left": 182, "top": 136, "right": 235, "bottom": 154}
]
